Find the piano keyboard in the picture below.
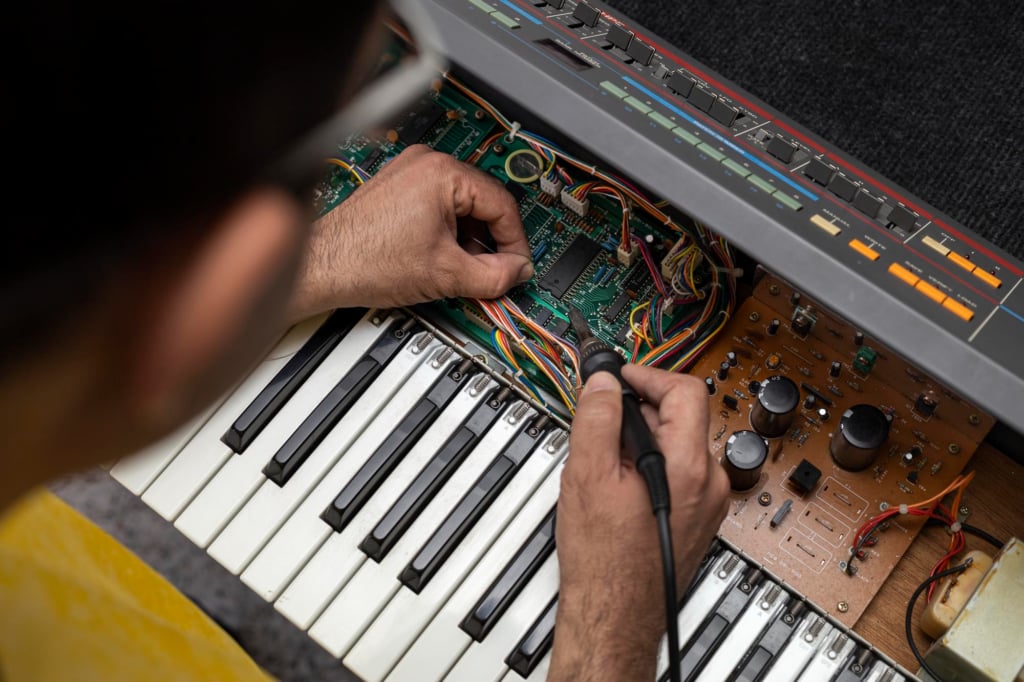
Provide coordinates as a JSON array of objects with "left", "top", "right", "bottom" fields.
[{"left": 111, "top": 310, "right": 912, "bottom": 682}]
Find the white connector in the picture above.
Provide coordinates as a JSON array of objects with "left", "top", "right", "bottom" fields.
[
  {"left": 617, "top": 242, "right": 639, "bottom": 267},
  {"left": 540, "top": 175, "right": 564, "bottom": 197},
  {"left": 560, "top": 188, "right": 590, "bottom": 216}
]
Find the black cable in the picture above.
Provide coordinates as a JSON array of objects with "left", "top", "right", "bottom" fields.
[
  {"left": 656, "top": 508, "right": 680, "bottom": 682},
  {"left": 962, "top": 523, "right": 1005, "bottom": 549},
  {"left": 905, "top": 559, "right": 973, "bottom": 682},
  {"left": 924, "top": 517, "right": 1005, "bottom": 549}
]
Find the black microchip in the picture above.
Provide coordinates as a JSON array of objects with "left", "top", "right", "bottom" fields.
[
  {"left": 614, "top": 325, "right": 631, "bottom": 346},
  {"left": 394, "top": 98, "right": 446, "bottom": 146},
  {"left": 505, "top": 180, "right": 528, "bottom": 202},
  {"left": 549, "top": 318, "right": 570, "bottom": 338},
  {"left": 622, "top": 264, "right": 648, "bottom": 291},
  {"left": 573, "top": 2, "right": 600, "bottom": 26},
  {"left": 538, "top": 235, "right": 602, "bottom": 300},
  {"left": 510, "top": 288, "right": 533, "bottom": 311},
  {"left": 360, "top": 148, "right": 385, "bottom": 173},
  {"left": 533, "top": 308, "right": 552, "bottom": 326},
  {"left": 604, "top": 292, "right": 631, "bottom": 322},
  {"left": 788, "top": 459, "right": 822, "bottom": 495}
]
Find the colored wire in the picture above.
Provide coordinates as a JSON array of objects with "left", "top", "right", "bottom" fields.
[{"left": 325, "top": 158, "right": 368, "bottom": 185}]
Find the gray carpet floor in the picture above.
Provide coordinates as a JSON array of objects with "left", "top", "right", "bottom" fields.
[{"left": 54, "top": 3, "right": 1024, "bottom": 681}]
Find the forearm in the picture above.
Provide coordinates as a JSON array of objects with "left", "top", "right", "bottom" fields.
[
  {"left": 286, "top": 207, "right": 360, "bottom": 323},
  {"left": 548, "top": 594, "right": 659, "bottom": 682}
]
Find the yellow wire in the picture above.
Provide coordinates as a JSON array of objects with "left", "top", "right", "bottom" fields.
[{"left": 326, "top": 158, "right": 364, "bottom": 185}]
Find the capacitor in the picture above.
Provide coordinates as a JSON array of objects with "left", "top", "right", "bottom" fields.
[
  {"left": 803, "top": 395, "right": 816, "bottom": 410},
  {"left": 705, "top": 377, "right": 716, "bottom": 395},
  {"left": 817, "top": 407, "right": 830, "bottom": 422},
  {"left": 829, "top": 361, "right": 842, "bottom": 378},
  {"left": 854, "top": 331, "right": 865, "bottom": 347},
  {"left": 748, "top": 380, "right": 762, "bottom": 395},
  {"left": 718, "top": 362, "right": 730, "bottom": 381},
  {"left": 767, "top": 319, "right": 780, "bottom": 336},
  {"left": 750, "top": 375, "right": 800, "bottom": 438},
  {"left": 724, "top": 431, "right": 769, "bottom": 491},
  {"left": 830, "top": 404, "right": 892, "bottom": 471},
  {"left": 790, "top": 292, "right": 801, "bottom": 306},
  {"left": 726, "top": 351, "right": 738, "bottom": 367}
]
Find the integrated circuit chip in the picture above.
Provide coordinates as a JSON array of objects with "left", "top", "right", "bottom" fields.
[
  {"left": 538, "top": 234, "right": 602, "bottom": 300},
  {"left": 393, "top": 98, "right": 446, "bottom": 146},
  {"left": 604, "top": 292, "right": 631, "bottom": 322}
]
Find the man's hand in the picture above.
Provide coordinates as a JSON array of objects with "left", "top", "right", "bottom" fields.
[
  {"left": 288, "top": 145, "right": 533, "bottom": 319},
  {"left": 549, "top": 364, "right": 729, "bottom": 682}
]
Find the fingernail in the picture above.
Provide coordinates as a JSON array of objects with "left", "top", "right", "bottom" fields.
[
  {"left": 517, "top": 261, "right": 535, "bottom": 283},
  {"left": 585, "top": 371, "right": 619, "bottom": 393}
]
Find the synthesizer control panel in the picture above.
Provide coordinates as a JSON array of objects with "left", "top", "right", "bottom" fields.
[{"left": 412, "top": 0, "right": 1024, "bottom": 429}]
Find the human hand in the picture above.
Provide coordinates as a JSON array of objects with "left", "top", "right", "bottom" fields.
[
  {"left": 288, "top": 145, "right": 533, "bottom": 319},
  {"left": 549, "top": 364, "right": 729, "bottom": 682}
]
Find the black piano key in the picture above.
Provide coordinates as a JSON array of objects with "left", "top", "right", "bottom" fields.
[
  {"left": 321, "top": 357, "right": 477, "bottom": 532},
  {"left": 665, "top": 568, "right": 763, "bottom": 682},
  {"left": 730, "top": 601, "right": 805, "bottom": 682},
  {"left": 460, "top": 508, "right": 556, "bottom": 641},
  {"left": 223, "top": 308, "right": 362, "bottom": 453},
  {"left": 834, "top": 649, "right": 874, "bottom": 682},
  {"left": 506, "top": 595, "right": 558, "bottom": 678},
  {"left": 262, "top": 318, "right": 416, "bottom": 486},
  {"left": 360, "top": 387, "right": 514, "bottom": 561},
  {"left": 399, "top": 415, "right": 553, "bottom": 594}
]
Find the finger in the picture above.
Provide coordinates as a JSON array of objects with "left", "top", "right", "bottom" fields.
[
  {"left": 440, "top": 248, "right": 533, "bottom": 300},
  {"left": 621, "top": 364, "right": 707, "bottom": 429},
  {"left": 566, "top": 371, "right": 623, "bottom": 481},
  {"left": 640, "top": 402, "right": 661, "bottom": 432},
  {"left": 448, "top": 162, "right": 532, "bottom": 260}
]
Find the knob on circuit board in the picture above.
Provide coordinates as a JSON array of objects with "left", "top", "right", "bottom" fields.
[
  {"left": 750, "top": 375, "right": 800, "bottom": 438},
  {"left": 724, "top": 431, "right": 769, "bottom": 492},
  {"left": 830, "top": 404, "right": 892, "bottom": 471}
]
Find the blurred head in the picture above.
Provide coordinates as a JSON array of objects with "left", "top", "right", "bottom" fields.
[{"left": 1, "top": 1, "right": 386, "bottom": 505}]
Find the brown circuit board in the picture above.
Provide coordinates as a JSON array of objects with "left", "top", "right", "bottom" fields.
[{"left": 689, "top": 272, "right": 995, "bottom": 627}]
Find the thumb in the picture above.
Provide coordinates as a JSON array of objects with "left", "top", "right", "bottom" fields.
[
  {"left": 445, "top": 250, "right": 534, "bottom": 300},
  {"left": 567, "top": 372, "right": 623, "bottom": 481}
]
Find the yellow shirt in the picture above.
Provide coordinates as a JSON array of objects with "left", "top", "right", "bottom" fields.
[{"left": 0, "top": 491, "right": 272, "bottom": 681}]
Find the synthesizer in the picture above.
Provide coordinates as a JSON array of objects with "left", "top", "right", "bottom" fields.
[
  {"left": 112, "top": 310, "right": 912, "bottom": 681},
  {"left": 106, "top": 1, "right": 1022, "bottom": 680},
  {"left": 409, "top": 0, "right": 1024, "bottom": 429}
]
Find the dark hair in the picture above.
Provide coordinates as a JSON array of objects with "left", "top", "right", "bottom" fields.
[{"left": 4, "top": 2, "right": 382, "bottom": 360}]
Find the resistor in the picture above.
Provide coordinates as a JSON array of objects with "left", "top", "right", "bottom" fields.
[
  {"left": 600, "top": 268, "right": 615, "bottom": 286},
  {"left": 531, "top": 241, "right": 548, "bottom": 260},
  {"left": 930, "top": 461, "right": 943, "bottom": 475},
  {"left": 592, "top": 266, "right": 607, "bottom": 284}
]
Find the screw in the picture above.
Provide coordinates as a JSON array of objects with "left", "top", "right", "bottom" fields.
[
  {"left": 968, "top": 414, "right": 981, "bottom": 426},
  {"left": 958, "top": 504, "right": 970, "bottom": 517},
  {"left": 768, "top": 284, "right": 781, "bottom": 296},
  {"left": 837, "top": 601, "right": 849, "bottom": 613},
  {"left": 948, "top": 443, "right": 961, "bottom": 455},
  {"left": 758, "top": 492, "right": 772, "bottom": 506},
  {"left": 748, "top": 312, "right": 761, "bottom": 322},
  {"left": 879, "top": 502, "right": 889, "bottom": 511}
]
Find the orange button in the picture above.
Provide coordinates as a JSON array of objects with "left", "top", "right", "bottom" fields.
[
  {"left": 888, "top": 263, "right": 920, "bottom": 287},
  {"left": 942, "top": 298, "right": 975, "bottom": 321},
  {"left": 915, "top": 280, "right": 947, "bottom": 304},
  {"left": 849, "top": 239, "right": 880, "bottom": 261},
  {"left": 973, "top": 268, "right": 1003, "bottom": 289},
  {"left": 947, "top": 252, "right": 976, "bottom": 274}
]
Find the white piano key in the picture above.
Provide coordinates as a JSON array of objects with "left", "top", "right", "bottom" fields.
[
  {"left": 760, "top": 614, "right": 832, "bottom": 682},
  {"left": 795, "top": 629, "right": 856, "bottom": 682},
  {"left": 304, "top": 403, "right": 535, "bottom": 660},
  {"left": 174, "top": 310, "right": 390, "bottom": 548},
  {"left": 210, "top": 330, "right": 432, "bottom": 577},
  {"left": 444, "top": 553, "right": 559, "bottom": 682},
  {"left": 110, "top": 403, "right": 216, "bottom": 495},
  {"left": 342, "top": 431, "right": 566, "bottom": 681},
  {"left": 274, "top": 376, "right": 494, "bottom": 629},
  {"left": 695, "top": 581, "right": 789, "bottom": 682},
  {"left": 239, "top": 337, "right": 445, "bottom": 600},
  {"left": 139, "top": 315, "right": 326, "bottom": 520},
  {"left": 387, "top": 463, "right": 564, "bottom": 682},
  {"left": 656, "top": 550, "right": 746, "bottom": 679},
  {"left": 866, "top": 660, "right": 904, "bottom": 682}
]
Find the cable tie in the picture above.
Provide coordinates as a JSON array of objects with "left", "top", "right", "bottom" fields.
[
  {"left": 899, "top": 504, "right": 909, "bottom": 515},
  {"left": 505, "top": 121, "right": 522, "bottom": 143},
  {"left": 949, "top": 521, "right": 962, "bottom": 534}
]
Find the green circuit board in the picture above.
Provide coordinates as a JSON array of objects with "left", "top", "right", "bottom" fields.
[{"left": 314, "top": 78, "right": 715, "bottom": 392}]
